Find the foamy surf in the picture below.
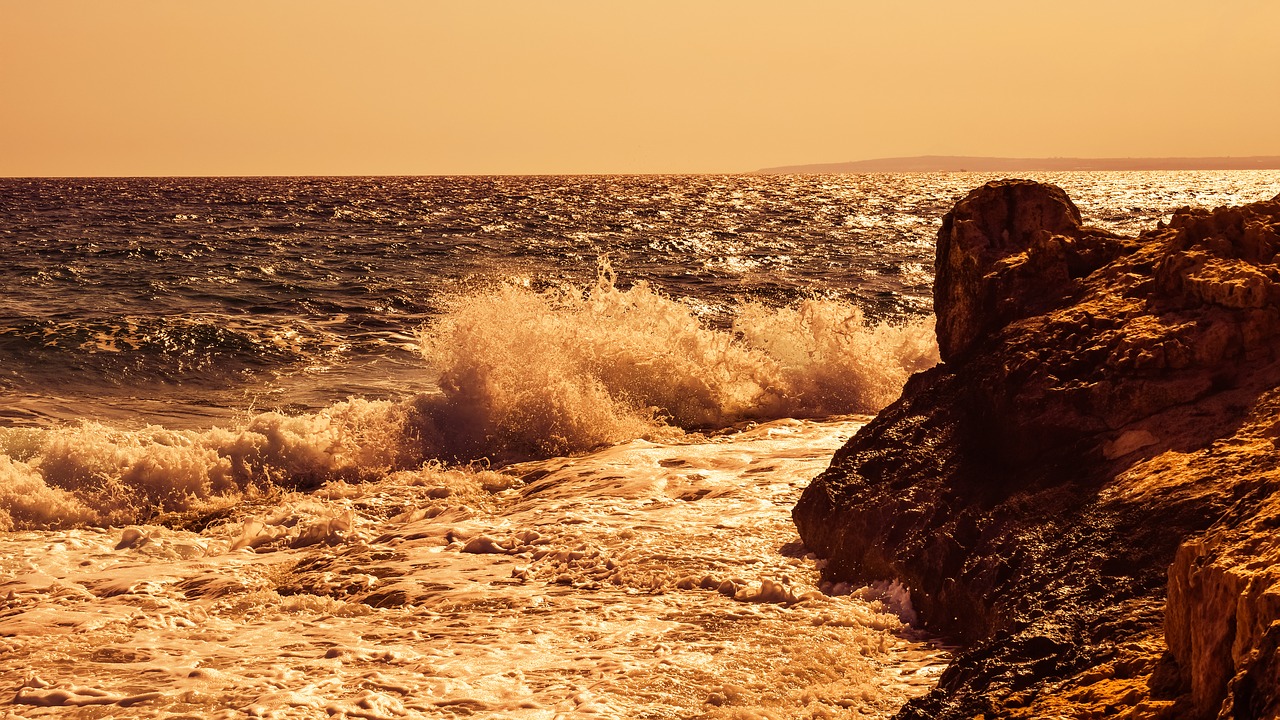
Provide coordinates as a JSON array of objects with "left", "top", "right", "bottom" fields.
[
  {"left": 0, "top": 417, "right": 947, "bottom": 719},
  {"left": 419, "top": 267, "right": 937, "bottom": 460},
  {"left": 2, "top": 273, "right": 935, "bottom": 531}
]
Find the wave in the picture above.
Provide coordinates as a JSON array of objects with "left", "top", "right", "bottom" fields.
[
  {"left": 0, "top": 314, "right": 350, "bottom": 390},
  {"left": 1, "top": 270, "right": 937, "bottom": 531},
  {"left": 414, "top": 265, "right": 938, "bottom": 459},
  {"left": 0, "top": 399, "right": 417, "bottom": 531}
]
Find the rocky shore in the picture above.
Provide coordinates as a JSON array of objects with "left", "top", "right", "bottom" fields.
[{"left": 794, "top": 180, "right": 1280, "bottom": 719}]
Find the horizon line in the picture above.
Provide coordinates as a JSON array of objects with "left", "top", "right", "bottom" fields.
[
  {"left": 758, "top": 154, "right": 1280, "bottom": 174},
  {"left": 5, "top": 155, "right": 1280, "bottom": 180}
]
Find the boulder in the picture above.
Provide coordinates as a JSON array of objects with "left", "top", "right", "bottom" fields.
[
  {"left": 933, "top": 179, "right": 1126, "bottom": 361},
  {"left": 794, "top": 181, "right": 1280, "bottom": 718}
]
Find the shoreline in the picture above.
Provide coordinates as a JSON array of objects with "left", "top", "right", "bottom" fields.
[{"left": 796, "top": 180, "right": 1280, "bottom": 718}]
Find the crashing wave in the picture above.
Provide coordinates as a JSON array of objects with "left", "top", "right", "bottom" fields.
[{"left": 1, "top": 271, "right": 936, "bottom": 530}]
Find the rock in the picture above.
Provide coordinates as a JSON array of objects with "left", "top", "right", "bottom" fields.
[
  {"left": 933, "top": 179, "right": 1129, "bottom": 361},
  {"left": 794, "top": 181, "right": 1280, "bottom": 719},
  {"left": 1166, "top": 491, "right": 1280, "bottom": 719}
]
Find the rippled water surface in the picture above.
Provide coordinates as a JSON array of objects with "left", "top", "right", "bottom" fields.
[{"left": 4, "top": 172, "right": 1276, "bottom": 427}]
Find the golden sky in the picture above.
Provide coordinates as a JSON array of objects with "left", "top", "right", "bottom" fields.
[{"left": 3, "top": 1, "right": 1278, "bottom": 176}]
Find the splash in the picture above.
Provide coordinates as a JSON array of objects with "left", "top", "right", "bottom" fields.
[
  {"left": 0, "top": 399, "right": 418, "bottom": 530},
  {"left": 415, "top": 266, "right": 937, "bottom": 459}
]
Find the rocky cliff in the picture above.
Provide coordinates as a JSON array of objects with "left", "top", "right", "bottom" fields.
[{"left": 794, "top": 180, "right": 1280, "bottom": 719}]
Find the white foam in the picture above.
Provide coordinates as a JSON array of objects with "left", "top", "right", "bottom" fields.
[
  {"left": 416, "top": 265, "right": 937, "bottom": 460},
  {"left": 0, "top": 418, "right": 949, "bottom": 718},
  {"left": 0, "top": 398, "right": 432, "bottom": 528},
  {"left": 0, "top": 454, "right": 98, "bottom": 531}
]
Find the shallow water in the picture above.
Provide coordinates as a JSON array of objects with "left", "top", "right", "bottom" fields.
[{"left": 1, "top": 418, "right": 948, "bottom": 719}]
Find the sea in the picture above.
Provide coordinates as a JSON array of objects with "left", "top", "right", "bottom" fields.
[{"left": 1, "top": 172, "right": 1277, "bottom": 718}]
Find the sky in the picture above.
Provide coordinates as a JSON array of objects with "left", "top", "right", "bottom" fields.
[{"left": 2, "top": 1, "right": 1278, "bottom": 176}]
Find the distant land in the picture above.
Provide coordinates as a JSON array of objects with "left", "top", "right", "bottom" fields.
[{"left": 756, "top": 155, "right": 1280, "bottom": 174}]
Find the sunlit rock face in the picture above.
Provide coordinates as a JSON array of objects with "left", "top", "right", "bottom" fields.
[
  {"left": 794, "top": 180, "right": 1280, "bottom": 719},
  {"left": 933, "top": 179, "right": 1123, "bottom": 362}
]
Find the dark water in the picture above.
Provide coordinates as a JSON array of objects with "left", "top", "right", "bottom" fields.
[{"left": 2, "top": 172, "right": 1278, "bottom": 428}]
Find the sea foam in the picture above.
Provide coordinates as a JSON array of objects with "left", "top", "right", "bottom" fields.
[
  {"left": 0, "top": 400, "right": 416, "bottom": 530},
  {"left": 0, "top": 417, "right": 948, "bottom": 717},
  {"left": 1, "top": 272, "right": 936, "bottom": 530},
  {"left": 415, "top": 267, "right": 937, "bottom": 459}
]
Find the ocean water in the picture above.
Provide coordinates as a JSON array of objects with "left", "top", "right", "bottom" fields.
[{"left": 1, "top": 171, "right": 1278, "bottom": 718}]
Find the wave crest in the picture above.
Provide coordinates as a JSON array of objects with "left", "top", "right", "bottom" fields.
[
  {"left": 415, "top": 269, "right": 937, "bottom": 459},
  {"left": 0, "top": 399, "right": 415, "bottom": 530}
]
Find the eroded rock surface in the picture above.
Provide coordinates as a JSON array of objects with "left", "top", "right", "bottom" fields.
[{"left": 795, "top": 180, "right": 1280, "bottom": 719}]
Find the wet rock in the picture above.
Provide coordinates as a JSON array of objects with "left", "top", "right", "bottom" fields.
[{"left": 794, "top": 181, "right": 1280, "bottom": 718}]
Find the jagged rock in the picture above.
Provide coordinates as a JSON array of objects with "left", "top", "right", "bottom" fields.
[
  {"left": 1167, "top": 490, "right": 1280, "bottom": 719},
  {"left": 794, "top": 181, "right": 1280, "bottom": 719},
  {"left": 933, "top": 179, "right": 1130, "bottom": 361}
]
